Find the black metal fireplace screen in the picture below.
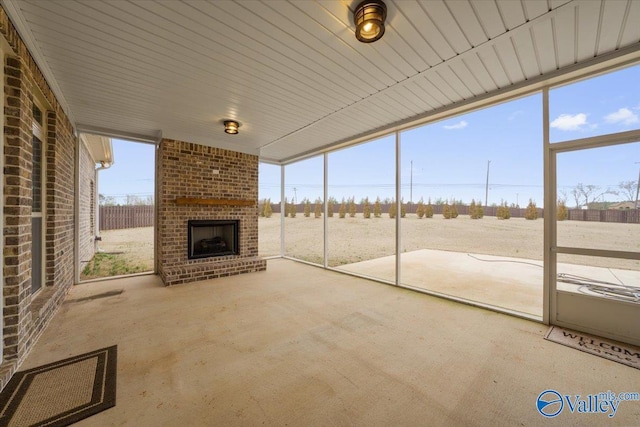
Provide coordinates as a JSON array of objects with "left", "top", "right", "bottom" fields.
[{"left": 188, "top": 220, "right": 239, "bottom": 259}]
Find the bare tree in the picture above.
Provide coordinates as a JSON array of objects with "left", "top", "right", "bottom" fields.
[
  {"left": 580, "top": 184, "right": 601, "bottom": 207},
  {"left": 571, "top": 183, "right": 617, "bottom": 208},
  {"left": 618, "top": 180, "right": 637, "bottom": 201},
  {"left": 570, "top": 187, "right": 581, "bottom": 208},
  {"left": 125, "top": 194, "right": 154, "bottom": 205},
  {"left": 99, "top": 194, "right": 117, "bottom": 206}
]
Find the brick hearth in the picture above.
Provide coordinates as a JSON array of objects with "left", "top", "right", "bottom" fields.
[{"left": 157, "top": 139, "right": 266, "bottom": 285}]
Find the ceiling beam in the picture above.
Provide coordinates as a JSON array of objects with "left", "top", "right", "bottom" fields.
[{"left": 76, "top": 124, "right": 162, "bottom": 145}]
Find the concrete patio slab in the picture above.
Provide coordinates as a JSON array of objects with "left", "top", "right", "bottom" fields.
[{"left": 337, "top": 249, "right": 639, "bottom": 317}]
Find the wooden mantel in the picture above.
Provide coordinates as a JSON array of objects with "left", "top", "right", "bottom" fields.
[{"left": 175, "top": 197, "right": 255, "bottom": 206}]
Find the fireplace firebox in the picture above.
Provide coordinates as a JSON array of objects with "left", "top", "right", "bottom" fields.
[{"left": 188, "top": 220, "right": 239, "bottom": 259}]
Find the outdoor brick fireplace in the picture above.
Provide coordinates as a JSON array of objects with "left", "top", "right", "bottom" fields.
[
  {"left": 188, "top": 220, "right": 239, "bottom": 259},
  {"left": 157, "top": 139, "right": 266, "bottom": 286}
]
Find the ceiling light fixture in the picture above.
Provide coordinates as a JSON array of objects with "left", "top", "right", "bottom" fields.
[
  {"left": 224, "top": 120, "right": 240, "bottom": 134},
  {"left": 354, "top": 0, "right": 387, "bottom": 43}
]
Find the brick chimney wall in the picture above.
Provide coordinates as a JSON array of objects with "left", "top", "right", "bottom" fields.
[{"left": 157, "top": 139, "right": 266, "bottom": 285}]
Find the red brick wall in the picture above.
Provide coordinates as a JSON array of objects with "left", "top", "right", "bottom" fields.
[
  {"left": 157, "top": 139, "right": 266, "bottom": 285},
  {"left": 0, "top": 5, "right": 77, "bottom": 389},
  {"left": 3, "top": 53, "right": 34, "bottom": 379}
]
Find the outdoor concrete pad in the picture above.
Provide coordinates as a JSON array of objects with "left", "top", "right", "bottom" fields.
[
  {"left": 338, "top": 249, "right": 640, "bottom": 317},
  {"left": 21, "top": 259, "right": 640, "bottom": 426},
  {"left": 338, "top": 249, "right": 543, "bottom": 316}
]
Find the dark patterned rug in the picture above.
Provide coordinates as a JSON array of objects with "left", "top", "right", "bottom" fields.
[{"left": 0, "top": 346, "right": 117, "bottom": 426}]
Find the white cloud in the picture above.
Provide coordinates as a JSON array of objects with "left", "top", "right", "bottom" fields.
[
  {"left": 604, "top": 108, "right": 639, "bottom": 126},
  {"left": 443, "top": 120, "right": 468, "bottom": 130},
  {"left": 508, "top": 110, "right": 524, "bottom": 121},
  {"left": 550, "top": 113, "right": 588, "bottom": 131}
]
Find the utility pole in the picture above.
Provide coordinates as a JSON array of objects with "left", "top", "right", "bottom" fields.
[
  {"left": 293, "top": 187, "right": 297, "bottom": 204},
  {"left": 635, "top": 162, "right": 640, "bottom": 209},
  {"left": 485, "top": 160, "right": 491, "bottom": 207}
]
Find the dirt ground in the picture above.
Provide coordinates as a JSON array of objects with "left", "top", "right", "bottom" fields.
[{"left": 259, "top": 213, "right": 640, "bottom": 270}]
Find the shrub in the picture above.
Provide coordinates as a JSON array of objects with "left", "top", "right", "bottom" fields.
[
  {"left": 425, "top": 198, "right": 434, "bottom": 218},
  {"left": 400, "top": 201, "right": 406, "bottom": 218},
  {"left": 525, "top": 199, "right": 538, "bottom": 220},
  {"left": 349, "top": 198, "right": 357, "bottom": 218},
  {"left": 450, "top": 203, "right": 459, "bottom": 219},
  {"left": 469, "top": 199, "right": 483, "bottom": 219},
  {"left": 442, "top": 202, "right": 451, "bottom": 219},
  {"left": 314, "top": 198, "right": 322, "bottom": 218},
  {"left": 363, "top": 197, "right": 371, "bottom": 219},
  {"left": 327, "top": 197, "right": 335, "bottom": 217},
  {"left": 497, "top": 202, "right": 511, "bottom": 220},
  {"left": 416, "top": 198, "right": 425, "bottom": 218},
  {"left": 289, "top": 202, "right": 297, "bottom": 218},
  {"left": 303, "top": 199, "right": 311, "bottom": 217},
  {"left": 339, "top": 198, "right": 346, "bottom": 218},
  {"left": 557, "top": 199, "right": 568, "bottom": 221},
  {"left": 374, "top": 197, "right": 382, "bottom": 218},
  {"left": 263, "top": 198, "right": 272, "bottom": 218},
  {"left": 388, "top": 200, "right": 396, "bottom": 218}
]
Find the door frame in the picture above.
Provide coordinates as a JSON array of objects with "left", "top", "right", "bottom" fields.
[
  {"left": 544, "top": 100, "right": 640, "bottom": 344},
  {"left": 74, "top": 129, "right": 160, "bottom": 283}
]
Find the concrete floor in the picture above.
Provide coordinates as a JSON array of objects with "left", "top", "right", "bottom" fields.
[
  {"left": 22, "top": 259, "right": 640, "bottom": 426},
  {"left": 338, "top": 249, "right": 640, "bottom": 317},
  {"left": 338, "top": 249, "right": 544, "bottom": 317}
]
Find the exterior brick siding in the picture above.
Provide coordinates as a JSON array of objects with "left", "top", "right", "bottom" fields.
[
  {"left": 0, "top": 5, "right": 77, "bottom": 389},
  {"left": 157, "top": 139, "right": 266, "bottom": 285}
]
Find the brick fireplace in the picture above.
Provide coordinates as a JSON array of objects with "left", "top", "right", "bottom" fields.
[
  {"left": 157, "top": 139, "right": 266, "bottom": 286},
  {"left": 188, "top": 220, "right": 239, "bottom": 259}
]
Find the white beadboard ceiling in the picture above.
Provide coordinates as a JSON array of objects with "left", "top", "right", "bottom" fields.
[{"left": 2, "top": 0, "right": 640, "bottom": 163}]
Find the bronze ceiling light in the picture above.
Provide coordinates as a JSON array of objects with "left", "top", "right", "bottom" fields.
[
  {"left": 354, "top": 0, "right": 387, "bottom": 43},
  {"left": 224, "top": 120, "right": 240, "bottom": 134}
]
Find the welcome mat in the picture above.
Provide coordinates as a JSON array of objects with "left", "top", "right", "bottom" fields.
[
  {"left": 545, "top": 326, "right": 640, "bottom": 370},
  {"left": 0, "top": 346, "right": 117, "bottom": 427}
]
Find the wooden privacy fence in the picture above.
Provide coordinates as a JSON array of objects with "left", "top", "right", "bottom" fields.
[
  {"left": 99, "top": 205, "right": 154, "bottom": 231},
  {"left": 567, "top": 208, "right": 639, "bottom": 224}
]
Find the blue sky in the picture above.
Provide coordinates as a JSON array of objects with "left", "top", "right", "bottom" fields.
[
  {"left": 99, "top": 64, "right": 640, "bottom": 208},
  {"left": 98, "top": 139, "right": 155, "bottom": 204}
]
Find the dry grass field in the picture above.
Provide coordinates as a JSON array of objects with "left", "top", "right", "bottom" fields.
[
  {"left": 260, "top": 213, "right": 640, "bottom": 270},
  {"left": 81, "top": 227, "right": 155, "bottom": 280},
  {"left": 84, "top": 217, "right": 639, "bottom": 281}
]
